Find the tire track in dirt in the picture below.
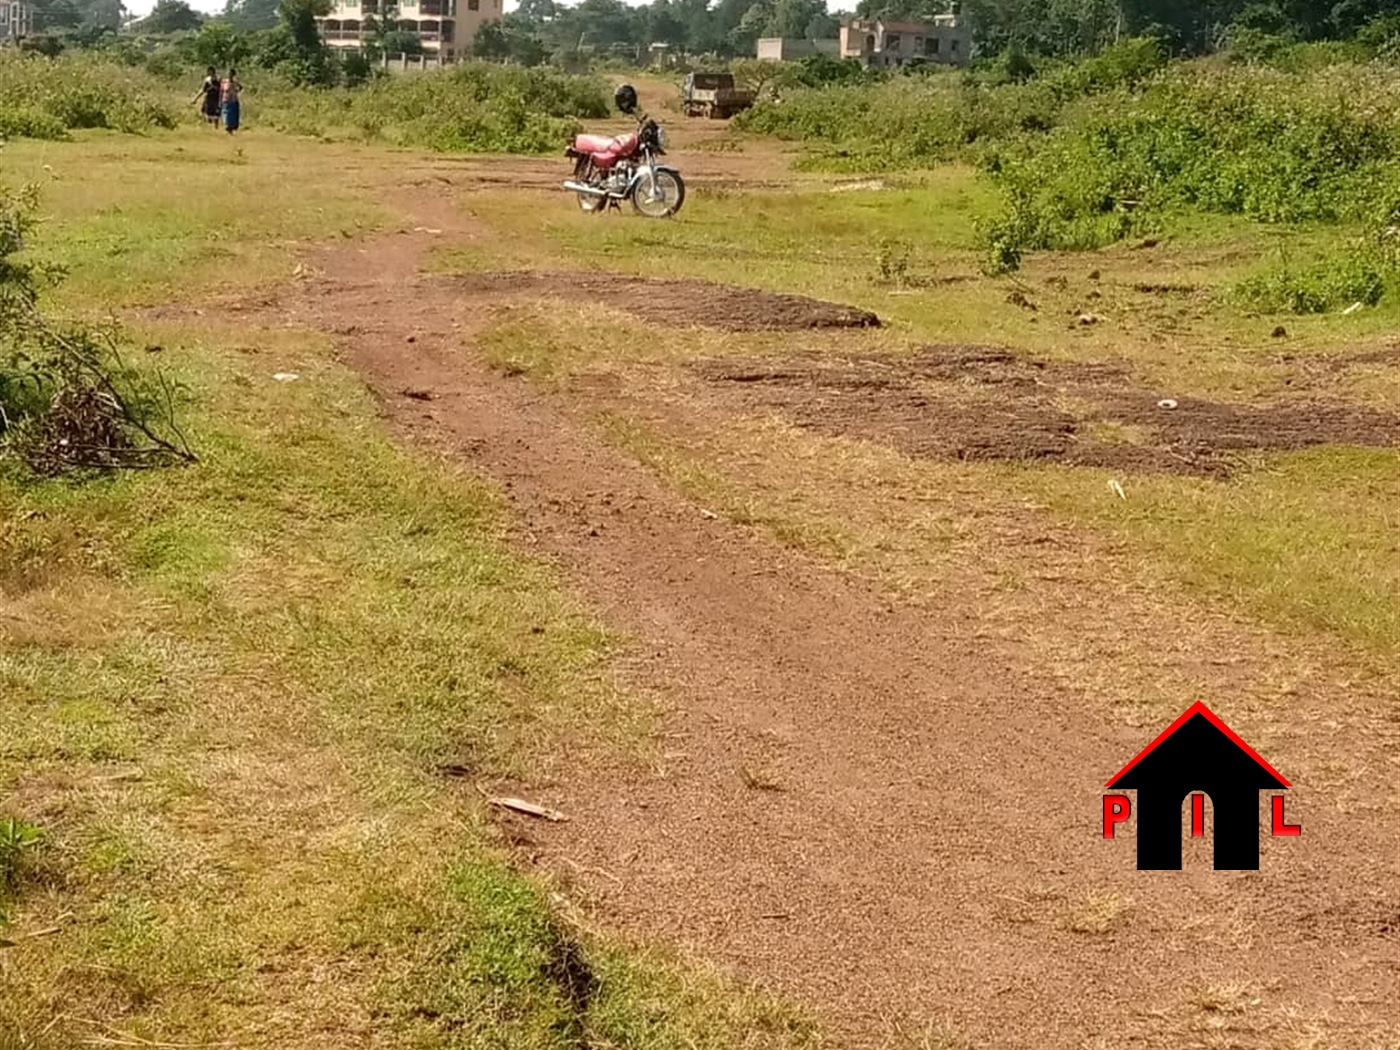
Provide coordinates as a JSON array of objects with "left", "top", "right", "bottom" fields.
[{"left": 184, "top": 184, "right": 1400, "bottom": 1049}]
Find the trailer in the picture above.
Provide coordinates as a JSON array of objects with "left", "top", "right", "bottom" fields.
[{"left": 681, "top": 72, "right": 756, "bottom": 119}]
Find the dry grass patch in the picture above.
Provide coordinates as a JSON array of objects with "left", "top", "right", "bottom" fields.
[{"left": 1062, "top": 890, "right": 1133, "bottom": 935}]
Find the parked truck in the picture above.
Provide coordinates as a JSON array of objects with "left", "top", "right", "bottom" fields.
[{"left": 681, "top": 72, "right": 756, "bottom": 119}]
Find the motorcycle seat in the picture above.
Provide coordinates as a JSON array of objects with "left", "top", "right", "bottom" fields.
[{"left": 574, "top": 134, "right": 622, "bottom": 154}]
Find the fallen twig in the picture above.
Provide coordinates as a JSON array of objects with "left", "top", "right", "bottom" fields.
[{"left": 473, "top": 783, "right": 568, "bottom": 822}]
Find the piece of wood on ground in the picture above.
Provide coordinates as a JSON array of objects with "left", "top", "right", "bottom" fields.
[{"left": 487, "top": 795, "right": 569, "bottom": 822}]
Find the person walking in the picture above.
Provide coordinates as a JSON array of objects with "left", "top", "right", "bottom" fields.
[
  {"left": 220, "top": 69, "right": 243, "bottom": 135},
  {"left": 192, "top": 66, "right": 221, "bottom": 128}
]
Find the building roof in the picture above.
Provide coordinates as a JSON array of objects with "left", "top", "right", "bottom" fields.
[{"left": 1106, "top": 701, "right": 1289, "bottom": 790}]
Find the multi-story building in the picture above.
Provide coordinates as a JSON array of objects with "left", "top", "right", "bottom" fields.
[
  {"left": 839, "top": 14, "right": 972, "bottom": 67},
  {"left": 1, "top": 0, "right": 32, "bottom": 43},
  {"left": 318, "top": 0, "right": 502, "bottom": 61}
]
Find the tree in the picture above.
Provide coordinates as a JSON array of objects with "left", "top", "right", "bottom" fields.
[
  {"left": 341, "top": 49, "right": 373, "bottom": 83},
  {"left": 760, "top": 0, "right": 821, "bottom": 36},
  {"left": 501, "top": 13, "right": 548, "bottom": 63},
  {"left": 730, "top": 56, "right": 785, "bottom": 95},
  {"left": 189, "top": 20, "right": 252, "bottom": 65},
  {"left": 140, "top": 0, "right": 203, "bottom": 32},
  {"left": 223, "top": 0, "right": 281, "bottom": 30},
  {"left": 473, "top": 18, "right": 508, "bottom": 57},
  {"left": 380, "top": 27, "right": 424, "bottom": 54},
  {"left": 513, "top": 0, "right": 556, "bottom": 27},
  {"left": 257, "top": 0, "right": 335, "bottom": 84}
]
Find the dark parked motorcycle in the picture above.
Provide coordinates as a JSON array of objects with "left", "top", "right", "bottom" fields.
[{"left": 563, "top": 83, "right": 686, "bottom": 219}]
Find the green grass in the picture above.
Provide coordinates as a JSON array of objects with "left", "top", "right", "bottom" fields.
[
  {"left": 451, "top": 188, "right": 1400, "bottom": 658},
  {"left": 1032, "top": 448, "right": 1400, "bottom": 653},
  {"left": 1, "top": 130, "right": 389, "bottom": 308}
]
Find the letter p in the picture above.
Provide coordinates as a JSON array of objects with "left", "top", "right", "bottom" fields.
[{"left": 1103, "top": 794, "right": 1131, "bottom": 838}]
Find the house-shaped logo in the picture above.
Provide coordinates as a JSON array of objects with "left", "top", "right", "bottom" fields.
[{"left": 1103, "top": 702, "right": 1300, "bottom": 870}]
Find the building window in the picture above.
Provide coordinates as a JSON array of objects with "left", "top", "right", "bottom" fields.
[
  {"left": 951, "top": 38, "right": 959, "bottom": 51},
  {"left": 467, "top": 0, "right": 477, "bottom": 9},
  {"left": 927, "top": 36, "right": 939, "bottom": 54},
  {"left": 884, "top": 32, "right": 900, "bottom": 51}
]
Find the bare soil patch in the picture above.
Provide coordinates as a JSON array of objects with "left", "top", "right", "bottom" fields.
[
  {"left": 441, "top": 271, "right": 880, "bottom": 332},
  {"left": 690, "top": 346, "right": 1400, "bottom": 476}
]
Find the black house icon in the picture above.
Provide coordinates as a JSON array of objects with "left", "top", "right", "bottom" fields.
[{"left": 1106, "top": 702, "right": 1289, "bottom": 870}]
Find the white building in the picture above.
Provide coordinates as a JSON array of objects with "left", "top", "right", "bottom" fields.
[
  {"left": 318, "top": 0, "right": 502, "bottom": 60},
  {"left": 1, "top": 1, "right": 33, "bottom": 42},
  {"left": 756, "top": 37, "right": 839, "bottom": 61},
  {"left": 839, "top": 15, "right": 972, "bottom": 68}
]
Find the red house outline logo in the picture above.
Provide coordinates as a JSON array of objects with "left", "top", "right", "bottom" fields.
[{"left": 1103, "top": 702, "right": 1300, "bottom": 870}]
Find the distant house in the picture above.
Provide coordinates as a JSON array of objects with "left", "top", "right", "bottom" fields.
[
  {"left": 839, "top": 14, "right": 971, "bottom": 68},
  {"left": 755, "top": 37, "right": 839, "bottom": 61},
  {"left": 1, "top": 0, "right": 32, "bottom": 42},
  {"left": 317, "top": 0, "right": 502, "bottom": 61}
]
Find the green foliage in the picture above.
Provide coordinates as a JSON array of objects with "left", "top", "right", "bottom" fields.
[
  {"left": 0, "top": 54, "right": 177, "bottom": 138},
  {"left": 1235, "top": 255, "right": 1385, "bottom": 313},
  {"left": 137, "top": 0, "right": 205, "bottom": 33},
  {"left": 0, "top": 818, "right": 44, "bottom": 898},
  {"left": 1234, "top": 203, "right": 1400, "bottom": 313},
  {"left": 979, "top": 62, "right": 1400, "bottom": 267},
  {"left": 0, "top": 178, "right": 194, "bottom": 473},
  {"left": 258, "top": 0, "right": 336, "bottom": 85},
  {"left": 259, "top": 63, "right": 608, "bottom": 153},
  {"left": 189, "top": 21, "right": 254, "bottom": 68}
]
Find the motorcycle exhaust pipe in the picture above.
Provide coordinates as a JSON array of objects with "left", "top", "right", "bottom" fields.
[{"left": 564, "top": 180, "right": 609, "bottom": 197}]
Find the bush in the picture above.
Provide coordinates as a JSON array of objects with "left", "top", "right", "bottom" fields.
[
  {"left": 0, "top": 53, "right": 177, "bottom": 137},
  {"left": 1235, "top": 257, "right": 1386, "bottom": 313},
  {"left": 1, "top": 179, "right": 195, "bottom": 474},
  {"left": 734, "top": 39, "right": 1168, "bottom": 171},
  {"left": 257, "top": 63, "right": 609, "bottom": 153},
  {"left": 0, "top": 818, "right": 43, "bottom": 896},
  {"left": 977, "top": 62, "right": 1400, "bottom": 269},
  {"left": 1234, "top": 205, "right": 1400, "bottom": 313}
]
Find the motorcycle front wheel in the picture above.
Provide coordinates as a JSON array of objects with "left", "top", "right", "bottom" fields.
[{"left": 631, "top": 170, "right": 686, "bottom": 219}]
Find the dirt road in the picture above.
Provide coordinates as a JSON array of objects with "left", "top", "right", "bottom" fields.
[{"left": 191, "top": 167, "right": 1400, "bottom": 1049}]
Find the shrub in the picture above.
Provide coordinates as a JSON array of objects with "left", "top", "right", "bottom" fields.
[
  {"left": 1234, "top": 206, "right": 1400, "bottom": 314},
  {"left": 977, "top": 62, "right": 1400, "bottom": 268},
  {"left": 0, "top": 53, "right": 177, "bottom": 137},
  {"left": 257, "top": 63, "right": 609, "bottom": 154},
  {"left": 1, "top": 179, "right": 195, "bottom": 474},
  {"left": 0, "top": 818, "right": 43, "bottom": 896},
  {"left": 1235, "top": 257, "right": 1385, "bottom": 313}
]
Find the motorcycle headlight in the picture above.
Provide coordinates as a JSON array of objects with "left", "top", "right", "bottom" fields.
[{"left": 657, "top": 128, "right": 667, "bottom": 150}]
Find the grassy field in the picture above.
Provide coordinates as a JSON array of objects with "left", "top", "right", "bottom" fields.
[
  {"left": 443, "top": 149, "right": 1400, "bottom": 659},
  {"left": 3, "top": 101, "right": 1399, "bottom": 1048},
  {"left": 0, "top": 130, "right": 815, "bottom": 1049}
]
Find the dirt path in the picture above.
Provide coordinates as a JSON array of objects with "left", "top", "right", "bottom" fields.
[{"left": 174, "top": 177, "right": 1400, "bottom": 1049}]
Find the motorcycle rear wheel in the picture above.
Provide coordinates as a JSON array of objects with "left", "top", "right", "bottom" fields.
[
  {"left": 573, "top": 156, "right": 607, "bottom": 213},
  {"left": 632, "top": 170, "right": 686, "bottom": 219}
]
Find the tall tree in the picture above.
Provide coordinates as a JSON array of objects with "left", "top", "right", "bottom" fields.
[
  {"left": 223, "top": 0, "right": 281, "bottom": 31},
  {"left": 140, "top": 0, "right": 204, "bottom": 31}
]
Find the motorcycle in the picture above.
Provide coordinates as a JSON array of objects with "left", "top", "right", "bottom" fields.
[{"left": 563, "top": 83, "right": 686, "bottom": 219}]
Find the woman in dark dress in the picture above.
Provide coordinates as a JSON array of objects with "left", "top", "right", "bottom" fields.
[{"left": 193, "top": 67, "right": 221, "bottom": 127}]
